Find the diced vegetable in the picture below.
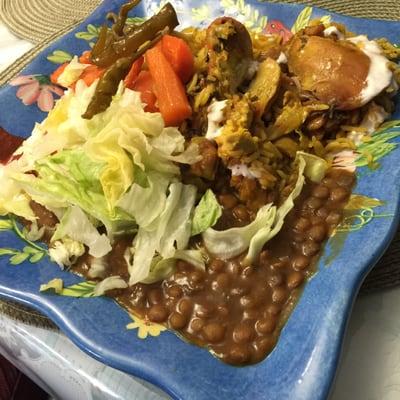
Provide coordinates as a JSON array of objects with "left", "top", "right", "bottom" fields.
[
  {"left": 124, "top": 56, "right": 144, "bottom": 89},
  {"left": 50, "top": 63, "right": 69, "bottom": 85},
  {"left": 132, "top": 71, "right": 158, "bottom": 112},
  {"left": 79, "top": 51, "right": 92, "bottom": 64},
  {"left": 161, "top": 35, "right": 194, "bottom": 83},
  {"left": 79, "top": 65, "right": 105, "bottom": 87},
  {"left": 146, "top": 44, "right": 192, "bottom": 126}
]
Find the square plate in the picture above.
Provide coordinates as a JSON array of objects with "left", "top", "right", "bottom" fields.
[{"left": 0, "top": 1, "right": 399, "bottom": 399}]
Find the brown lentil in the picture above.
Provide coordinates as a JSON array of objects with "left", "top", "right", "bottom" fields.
[
  {"left": 169, "top": 312, "right": 188, "bottom": 330},
  {"left": 148, "top": 304, "right": 168, "bottom": 323},
  {"left": 287, "top": 271, "right": 305, "bottom": 289},
  {"left": 203, "top": 322, "right": 226, "bottom": 343},
  {"left": 218, "top": 193, "right": 238, "bottom": 209},
  {"left": 74, "top": 168, "right": 355, "bottom": 366},
  {"left": 232, "top": 204, "right": 250, "bottom": 221},
  {"left": 330, "top": 186, "right": 349, "bottom": 203}
]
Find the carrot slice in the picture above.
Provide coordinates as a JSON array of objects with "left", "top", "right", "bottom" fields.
[
  {"left": 79, "top": 51, "right": 92, "bottom": 64},
  {"left": 146, "top": 44, "right": 192, "bottom": 126},
  {"left": 50, "top": 63, "right": 69, "bottom": 86},
  {"left": 133, "top": 71, "right": 158, "bottom": 113},
  {"left": 161, "top": 35, "right": 194, "bottom": 83},
  {"left": 124, "top": 57, "right": 144, "bottom": 89},
  {"left": 79, "top": 65, "right": 105, "bottom": 87}
]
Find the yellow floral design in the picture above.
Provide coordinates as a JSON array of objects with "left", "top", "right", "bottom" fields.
[{"left": 126, "top": 314, "right": 166, "bottom": 339}]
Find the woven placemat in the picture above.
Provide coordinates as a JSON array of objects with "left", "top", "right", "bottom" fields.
[
  {"left": 0, "top": 0, "right": 101, "bottom": 44},
  {"left": 0, "top": 0, "right": 399, "bottom": 328}
]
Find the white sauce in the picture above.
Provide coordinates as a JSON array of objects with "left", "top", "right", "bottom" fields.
[
  {"left": 323, "top": 26, "right": 344, "bottom": 40},
  {"left": 206, "top": 100, "right": 228, "bottom": 140},
  {"left": 360, "top": 102, "right": 388, "bottom": 133},
  {"left": 276, "top": 52, "right": 287, "bottom": 64},
  {"left": 229, "top": 164, "right": 261, "bottom": 179},
  {"left": 347, "top": 35, "right": 393, "bottom": 106},
  {"left": 347, "top": 102, "right": 388, "bottom": 145}
]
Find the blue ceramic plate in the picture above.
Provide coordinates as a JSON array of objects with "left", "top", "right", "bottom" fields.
[{"left": 0, "top": 1, "right": 399, "bottom": 399}]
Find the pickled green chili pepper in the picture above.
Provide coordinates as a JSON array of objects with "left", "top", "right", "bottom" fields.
[
  {"left": 112, "top": 0, "right": 140, "bottom": 37},
  {"left": 91, "top": 3, "right": 178, "bottom": 68},
  {"left": 82, "top": 57, "right": 133, "bottom": 119},
  {"left": 82, "top": 29, "right": 168, "bottom": 119}
]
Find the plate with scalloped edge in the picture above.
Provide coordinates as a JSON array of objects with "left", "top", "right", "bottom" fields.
[{"left": 0, "top": 1, "right": 399, "bottom": 399}]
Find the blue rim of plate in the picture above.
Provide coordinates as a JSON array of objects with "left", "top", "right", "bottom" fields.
[{"left": 0, "top": 1, "right": 399, "bottom": 399}]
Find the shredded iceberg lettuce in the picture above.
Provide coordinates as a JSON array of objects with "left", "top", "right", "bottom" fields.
[
  {"left": 141, "top": 249, "right": 205, "bottom": 284},
  {"left": 57, "top": 56, "right": 88, "bottom": 87},
  {"left": 52, "top": 205, "right": 112, "bottom": 258},
  {"left": 93, "top": 276, "right": 128, "bottom": 296},
  {"left": 48, "top": 238, "right": 85, "bottom": 269},
  {"left": 125, "top": 182, "right": 198, "bottom": 285},
  {"left": 191, "top": 189, "right": 222, "bottom": 236}
]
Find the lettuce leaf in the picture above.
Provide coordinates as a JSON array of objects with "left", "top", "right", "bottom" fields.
[
  {"left": 141, "top": 249, "right": 205, "bottom": 284},
  {"left": 126, "top": 182, "right": 197, "bottom": 285},
  {"left": 93, "top": 276, "right": 128, "bottom": 296},
  {"left": 12, "top": 149, "right": 134, "bottom": 234},
  {"left": 58, "top": 56, "right": 88, "bottom": 87},
  {"left": 191, "top": 189, "right": 222, "bottom": 236},
  {"left": 0, "top": 165, "right": 35, "bottom": 220},
  {"left": 203, "top": 204, "right": 276, "bottom": 260},
  {"left": 52, "top": 205, "right": 112, "bottom": 258},
  {"left": 117, "top": 171, "right": 170, "bottom": 229},
  {"left": 203, "top": 152, "right": 328, "bottom": 263}
]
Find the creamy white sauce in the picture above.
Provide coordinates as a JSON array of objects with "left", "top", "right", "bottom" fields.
[
  {"left": 347, "top": 102, "right": 388, "bottom": 144},
  {"left": 229, "top": 164, "right": 261, "bottom": 179},
  {"left": 347, "top": 35, "right": 393, "bottom": 106},
  {"left": 276, "top": 52, "right": 287, "bottom": 64},
  {"left": 323, "top": 26, "right": 344, "bottom": 40},
  {"left": 206, "top": 100, "right": 228, "bottom": 140}
]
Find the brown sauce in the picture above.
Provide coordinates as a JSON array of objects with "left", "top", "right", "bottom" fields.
[{"left": 67, "top": 167, "right": 355, "bottom": 366}]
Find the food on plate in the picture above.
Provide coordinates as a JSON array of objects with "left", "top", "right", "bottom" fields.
[{"left": 1, "top": 0, "right": 399, "bottom": 365}]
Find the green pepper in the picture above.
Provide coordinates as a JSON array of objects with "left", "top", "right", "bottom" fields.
[
  {"left": 82, "top": 29, "right": 167, "bottom": 120},
  {"left": 92, "top": 3, "right": 179, "bottom": 68}
]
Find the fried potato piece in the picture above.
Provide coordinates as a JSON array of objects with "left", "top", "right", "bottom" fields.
[
  {"left": 286, "top": 35, "right": 371, "bottom": 110},
  {"left": 248, "top": 58, "right": 281, "bottom": 118}
]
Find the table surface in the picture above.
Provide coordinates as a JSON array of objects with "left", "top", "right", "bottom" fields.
[{"left": 1, "top": 23, "right": 400, "bottom": 400}]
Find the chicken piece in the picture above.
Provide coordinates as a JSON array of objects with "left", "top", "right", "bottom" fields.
[
  {"left": 216, "top": 96, "right": 258, "bottom": 162},
  {"left": 286, "top": 35, "right": 371, "bottom": 110}
]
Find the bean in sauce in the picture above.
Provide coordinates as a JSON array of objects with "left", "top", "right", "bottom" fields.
[{"left": 68, "top": 168, "right": 354, "bottom": 366}]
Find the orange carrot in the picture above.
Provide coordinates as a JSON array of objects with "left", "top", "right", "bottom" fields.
[
  {"left": 79, "top": 65, "right": 105, "bottom": 87},
  {"left": 161, "top": 35, "right": 194, "bottom": 83},
  {"left": 146, "top": 44, "right": 192, "bottom": 126},
  {"left": 124, "top": 57, "right": 144, "bottom": 89},
  {"left": 133, "top": 71, "right": 158, "bottom": 113},
  {"left": 50, "top": 63, "right": 69, "bottom": 86},
  {"left": 79, "top": 51, "right": 92, "bottom": 64}
]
